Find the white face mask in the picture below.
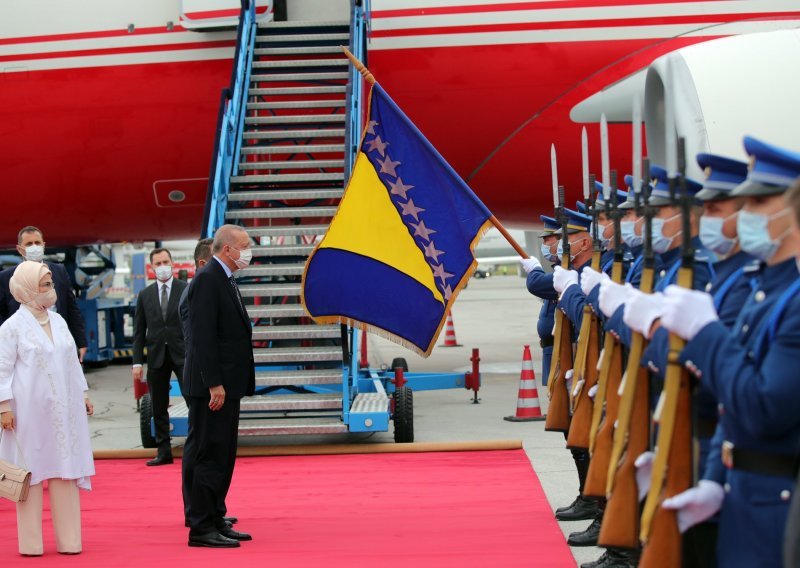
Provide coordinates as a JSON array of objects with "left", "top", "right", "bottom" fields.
[
  {"left": 154, "top": 265, "right": 173, "bottom": 282},
  {"left": 230, "top": 247, "right": 252, "bottom": 270},
  {"left": 24, "top": 245, "right": 45, "bottom": 263}
]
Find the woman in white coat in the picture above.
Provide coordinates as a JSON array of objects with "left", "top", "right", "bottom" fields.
[{"left": 0, "top": 261, "right": 95, "bottom": 556}]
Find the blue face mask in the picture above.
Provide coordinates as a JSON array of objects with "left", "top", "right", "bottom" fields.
[
  {"left": 651, "top": 213, "right": 681, "bottom": 254},
  {"left": 737, "top": 208, "right": 791, "bottom": 261},
  {"left": 699, "top": 213, "right": 738, "bottom": 257},
  {"left": 556, "top": 237, "right": 587, "bottom": 260},
  {"left": 540, "top": 242, "right": 557, "bottom": 263},
  {"left": 621, "top": 220, "right": 643, "bottom": 249},
  {"left": 591, "top": 223, "right": 612, "bottom": 249}
]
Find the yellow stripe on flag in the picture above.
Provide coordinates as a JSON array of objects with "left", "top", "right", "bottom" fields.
[{"left": 320, "top": 152, "right": 443, "bottom": 303}]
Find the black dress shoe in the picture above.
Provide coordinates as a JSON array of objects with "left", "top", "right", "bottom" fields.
[
  {"left": 217, "top": 525, "right": 252, "bottom": 541},
  {"left": 568, "top": 517, "right": 602, "bottom": 547},
  {"left": 555, "top": 496, "right": 600, "bottom": 521},
  {"left": 223, "top": 516, "right": 238, "bottom": 525},
  {"left": 555, "top": 495, "right": 581, "bottom": 515},
  {"left": 146, "top": 455, "right": 173, "bottom": 466},
  {"left": 580, "top": 549, "right": 638, "bottom": 568},
  {"left": 188, "top": 531, "right": 240, "bottom": 548}
]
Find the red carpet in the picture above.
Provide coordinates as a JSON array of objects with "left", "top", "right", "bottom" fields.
[{"left": 0, "top": 449, "right": 573, "bottom": 567}]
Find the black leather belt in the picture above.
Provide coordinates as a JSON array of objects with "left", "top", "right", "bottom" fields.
[
  {"left": 696, "top": 418, "right": 718, "bottom": 439},
  {"left": 539, "top": 337, "right": 554, "bottom": 348},
  {"left": 722, "top": 442, "right": 798, "bottom": 478}
]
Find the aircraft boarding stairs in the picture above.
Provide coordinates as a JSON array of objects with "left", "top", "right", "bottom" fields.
[{"left": 154, "top": 4, "right": 406, "bottom": 444}]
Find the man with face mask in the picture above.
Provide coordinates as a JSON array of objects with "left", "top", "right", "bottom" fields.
[
  {"left": 622, "top": 153, "right": 755, "bottom": 567},
  {"left": 0, "top": 226, "right": 87, "bottom": 361},
  {"left": 183, "top": 224, "right": 255, "bottom": 548},
  {"left": 656, "top": 136, "right": 800, "bottom": 567},
  {"left": 132, "top": 247, "right": 188, "bottom": 466}
]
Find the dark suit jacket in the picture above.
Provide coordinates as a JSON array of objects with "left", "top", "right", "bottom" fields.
[
  {"left": 133, "top": 278, "right": 188, "bottom": 368},
  {"left": 183, "top": 258, "right": 254, "bottom": 399},
  {"left": 0, "top": 261, "right": 87, "bottom": 348}
]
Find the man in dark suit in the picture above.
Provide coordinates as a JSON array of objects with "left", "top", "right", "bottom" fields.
[
  {"left": 0, "top": 226, "right": 87, "bottom": 359},
  {"left": 183, "top": 225, "right": 254, "bottom": 548},
  {"left": 132, "top": 247, "right": 188, "bottom": 466}
]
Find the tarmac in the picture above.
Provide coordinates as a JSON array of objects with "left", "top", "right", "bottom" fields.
[{"left": 85, "top": 274, "right": 599, "bottom": 566}]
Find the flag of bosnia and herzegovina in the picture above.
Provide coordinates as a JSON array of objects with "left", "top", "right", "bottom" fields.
[{"left": 301, "top": 83, "right": 493, "bottom": 357}]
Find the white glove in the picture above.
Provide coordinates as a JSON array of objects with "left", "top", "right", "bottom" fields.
[
  {"left": 662, "top": 480, "right": 725, "bottom": 533},
  {"left": 580, "top": 267, "right": 609, "bottom": 295},
  {"left": 564, "top": 369, "right": 574, "bottom": 394},
  {"left": 635, "top": 451, "right": 655, "bottom": 501},
  {"left": 588, "top": 384, "right": 598, "bottom": 399},
  {"left": 599, "top": 280, "right": 632, "bottom": 318},
  {"left": 623, "top": 291, "right": 666, "bottom": 337},
  {"left": 553, "top": 266, "right": 579, "bottom": 294},
  {"left": 520, "top": 257, "right": 542, "bottom": 274},
  {"left": 660, "top": 285, "right": 719, "bottom": 341}
]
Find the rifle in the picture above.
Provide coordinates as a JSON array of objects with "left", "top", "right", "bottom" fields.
[
  {"left": 639, "top": 137, "right": 695, "bottom": 566},
  {"left": 566, "top": 127, "right": 603, "bottom": 450},
  {"left": 599, "top": 101, "right": 656, "bottom": 548},
  {"left": 545, "top": 145, "right": 573, "bottom": 433},
  {"left": 583, "top": 116, "right": 625, "bottom": 497}
]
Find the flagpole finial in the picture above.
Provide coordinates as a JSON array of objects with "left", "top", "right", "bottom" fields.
[{"left": 342, "top": 46, "right": 376, "bottom": 85}]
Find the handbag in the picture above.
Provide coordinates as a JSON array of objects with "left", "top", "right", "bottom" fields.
[{"left": 0, "top": 430, "right": 31, "bottom": 503}]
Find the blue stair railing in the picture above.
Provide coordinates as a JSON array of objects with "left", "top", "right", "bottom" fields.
[{"left": 202, "top": 0, "right": 257, "bottom": 238}]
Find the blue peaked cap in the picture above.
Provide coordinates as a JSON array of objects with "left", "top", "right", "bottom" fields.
[
  {"left": 648, "top": 164, "right": 703, "bottom": 206},
  {"left": 732, "top": 136, "right": 800, "bottom": 197},
  {"left": 539, "top": 214, "right": 561, "bottom": 237},
  {"left": 593, "top": 180, "right": 628, "bottom": 206},
  {"left": 618, "top": 174, "right": 650, "bottom": 209},
  {"left": 554, "top": 207, "right": 592, "bottom": 235},
  {"left": 695, "top": 153, "right": 748, "bottom": 201}
]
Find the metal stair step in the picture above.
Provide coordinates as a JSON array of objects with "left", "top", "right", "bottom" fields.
[
  {"left": 253, "top": 346, "right": 343, "bottom": 363},
  {"left": 237, "top": 417, "right": 347, "bottom": 436},
  {"left": 252, "top": 59, "right": 347, "bottom": 69},
  {"left": 225, "top": 206, "right": 337, "bottom": 219},
  {"left": 255, "top": 46, "right": 344, "bottom": 56},
  {"left": 236, "top": 158, "right": 344, "bottom": 170},
  {"left": 252, "top": 324, "right": 340, "bottom": 341},
  {"left": 231, "top": 173, "right": 343, "bottom": 183},
  {"left": 247, "top": 100, "right": 345, "bottom": 110},
  {"left": 238, "top": 282, "right": 302, "bottom": 297},
  {"left": 241, "top": 143, "right": 344, "bottom": 155},
  {"left": 251, "top": 244, "right": 315, "bottom": 256},
  {"left": 258, "top": 20, "right": 349, "bottom": 29},
  {"left": 255, "top": 368, "right": 342, "bottom": 387},
  {"left": 250, "top": 72, "right": 348, "bottom": 82},
  {"left": 245, "top": 114, "right": 345, "bottom": 126},
  {"left": 242, "top": 129, "right": 345, "bottom": 140},
  {"left": 241, "top": 393, "right": 343, "bottom": 412},
  {"left": 249, "top": 86, "right": 346, "bottom": 96},
  {"left": 245, "top": 225, "right": 329, "bottom": 238},
  {"left": 255, "top": 33, "right": 350, "bottom": 43},
  {"left": 237, "top": 263, "right": 306, "bottom": 277},
  {"left": 247, "top": 304, "right": 307, "bottom": 319},
  {"left": 229, "top": 188, "right": 343, "bottom": 201}
]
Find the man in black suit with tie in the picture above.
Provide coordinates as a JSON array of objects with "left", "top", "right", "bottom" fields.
[
  {"left": 0, "top": 226, "right": 87, "bottom": 360},
  {"left": 132, "top": 247, "right": 188, "bottom": 466},
  {"left": 183, "top": 224, "right": 254, "bottom": 548}
]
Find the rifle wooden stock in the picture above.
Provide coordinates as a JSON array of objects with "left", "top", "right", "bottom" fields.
[
  {"left": 640, "top": 266, "right": 694, "bottom": 564},
  {"left": 545, "top": 312, "right": 573, "bottom": 433},
  {"left": 598, "top": 364, "right": 651, "bottom": 550},
  {"left": 566, "top": 310, "right": 600, "bottom": 449},
  {"left": 582, "top": 342, "right": 623, "bottom": 498}
]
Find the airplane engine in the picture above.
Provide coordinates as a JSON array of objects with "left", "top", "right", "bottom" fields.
[{"left": 644, "top": 29, "right": 800, "bottom": 177}]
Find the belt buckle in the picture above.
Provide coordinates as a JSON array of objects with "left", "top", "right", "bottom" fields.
[{"left": 722, "top": 441, "right": 734, "bottom": 469}]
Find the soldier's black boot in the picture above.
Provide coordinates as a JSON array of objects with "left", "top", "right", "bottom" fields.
[
  {"left": 567, "top": 515, "right": 602, "bottom": 546},
  {"left": 555, "top": 496, "right": 600, "bottom": 521}
]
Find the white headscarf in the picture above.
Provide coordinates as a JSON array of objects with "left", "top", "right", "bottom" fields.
[{"left": 9, "top": 261, "right": 55, "bottom": 324}]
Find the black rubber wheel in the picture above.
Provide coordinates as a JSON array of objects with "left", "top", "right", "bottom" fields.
[
  {"left": 393, "top": 386, "right": 414, "bottom": 443},
  {"left": 139, "top": 393, "right": 157, "bottom": 448},
  {"left": 390, "top": 357, "right": 409, "bottom": 372}
]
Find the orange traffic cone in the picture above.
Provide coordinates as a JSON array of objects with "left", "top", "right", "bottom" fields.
[
  {"left": 504, "top": 345, "right": 545, "bottom": 422},
  {"left": 441, "top": 312, "right": 461, "bottom": 347}
]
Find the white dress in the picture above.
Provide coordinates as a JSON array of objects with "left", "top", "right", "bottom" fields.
[{"left": 0, "top": 308, "right": 95, "bottom": 489}]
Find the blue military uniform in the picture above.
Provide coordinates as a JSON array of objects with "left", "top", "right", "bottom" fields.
[
  {"left": 528, "top": 214, "right": 561, "bottom": 384},
  {"left": 678, "top": 136, "right": 800, "bottom": 567}
]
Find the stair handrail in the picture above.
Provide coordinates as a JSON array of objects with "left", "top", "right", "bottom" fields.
[
  {"left": 341, "top": 0, "right": 370, "bottom": 421},
  {"left": 203, "top": 0, "right": 257, "bottom": 238}
]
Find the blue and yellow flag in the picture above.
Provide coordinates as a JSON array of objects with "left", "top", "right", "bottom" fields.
[{"left": 301, "top": 83, "right": 492, "bottom": 357}]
